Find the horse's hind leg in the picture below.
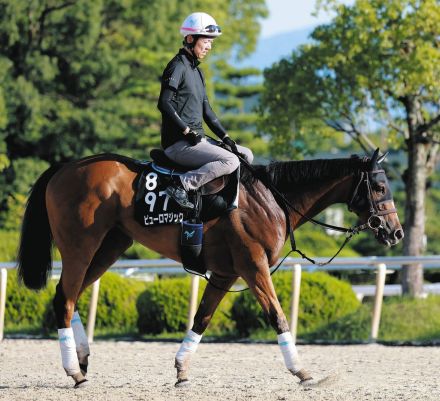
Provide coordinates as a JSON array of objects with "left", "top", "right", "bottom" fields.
[
  {"left": 73, "top": 227, "right": 133, "bottom": 376},
  {"left": 53, "top": 254, "right": 93, "bottom": 387},
  {"left": 175, "top": 273, "right": 237, "bottom": 387},
  {"left": 53, "top": 228, "right": 112, "bottom": 387}
]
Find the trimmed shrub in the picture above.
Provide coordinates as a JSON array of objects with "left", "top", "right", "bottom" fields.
[
  {"left": 305, "top": 295, "right": 440, "bottom": 342},
  {"left": 137, "top": 277, "right": 237, "bottom": 336},
  {"left": 137, "top": 277, "right": 190, "bottom": 334},
  {"left": 231, "top": 271, "right": 360, "bottom": 337},
  {"left": 5, "top": 269, "right": 55, "bottom": 331},
  {"left": 43, "top": 272, "right": 147, "bottom": 334},
  {"left": 304, "top": 305, "right": 370, "bottom": 341}
]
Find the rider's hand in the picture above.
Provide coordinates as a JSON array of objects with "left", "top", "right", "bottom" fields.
[
  {"left": 186, "top": 129, "right": 202, "bottom": 146},
  {"left": 223, "top": 136, "right": 238, "bottom": 154}
]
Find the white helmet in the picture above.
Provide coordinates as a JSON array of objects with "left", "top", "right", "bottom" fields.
[{"left": 180, "top": 12, "right": 222, "bottom": 38}]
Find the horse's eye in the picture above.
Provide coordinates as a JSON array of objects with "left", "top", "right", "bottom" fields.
[{"left": 375, "top": 184, "right": 386, "bottom": 195}]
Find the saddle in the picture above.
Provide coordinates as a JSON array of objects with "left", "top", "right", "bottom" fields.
[
  {"left": 137, "top": 149, "right": 239, "bottom": 275},
  {"left": 150, "top": 149, "right": 228, "bottom": 196}
]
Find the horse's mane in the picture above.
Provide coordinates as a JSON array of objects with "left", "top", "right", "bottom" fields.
[{"left": 240, "top": 155, "right": 371, "bottom": 192}]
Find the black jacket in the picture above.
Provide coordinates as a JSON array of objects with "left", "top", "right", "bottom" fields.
[{"left": 157, "top": 48, "right": 227, "bottom": 149}]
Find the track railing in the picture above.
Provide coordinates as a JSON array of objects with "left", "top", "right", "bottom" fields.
[{"left": 1, "top": 256, "right": 440, "bottom": 342}]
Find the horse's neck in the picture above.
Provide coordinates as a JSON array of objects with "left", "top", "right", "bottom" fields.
[{"left": 285, "top": 175, "right": 354, "bottom": 229}]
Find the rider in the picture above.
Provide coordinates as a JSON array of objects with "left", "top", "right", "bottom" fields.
[{"left": 158, "top": 12, "right": 253, "bottom": 209}]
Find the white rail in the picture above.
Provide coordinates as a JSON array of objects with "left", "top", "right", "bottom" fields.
[{"left": 1, "top": 256, "right": 440, "bottom": 342}]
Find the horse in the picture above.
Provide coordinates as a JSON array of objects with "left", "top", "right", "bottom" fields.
[{"left": 16, "top": 148, "right": 403, "bottom": 388}]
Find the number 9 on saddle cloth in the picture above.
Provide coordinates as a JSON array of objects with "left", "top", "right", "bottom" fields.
[{"left": 134, "top": 149, "right": 240, "bottom": 275}]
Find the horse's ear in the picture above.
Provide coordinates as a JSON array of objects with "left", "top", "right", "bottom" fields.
[
  {"left": 377, "top": 151, "right": 388, "bottom": 164},
  {"left": 370, "top": 148, "right": 380, "bottom": 166}
]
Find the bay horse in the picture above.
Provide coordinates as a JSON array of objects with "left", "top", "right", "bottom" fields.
[{"left": 17, "top": 149, "right": 403, "bottom": 387}]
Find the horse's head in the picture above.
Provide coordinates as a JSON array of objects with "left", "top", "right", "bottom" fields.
[{"left": 348, "top": 149, "right": 404, "bottom": 247}]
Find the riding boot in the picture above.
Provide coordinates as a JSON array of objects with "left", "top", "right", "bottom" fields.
[{"left": 165, "top": 176, "right": 195, "bottom": 210}]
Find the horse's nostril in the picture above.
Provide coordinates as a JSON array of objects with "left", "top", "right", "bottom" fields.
[{"left": 394, "top": 229, "right": 404, "bottom": 240}]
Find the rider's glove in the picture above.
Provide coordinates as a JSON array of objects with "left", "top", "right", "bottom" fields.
[
  {"left": 223, "top": 136, "right": 238, "bottom": 154},
  {"left": 186, "top": 129, "right": 202, "bottom": 146}
]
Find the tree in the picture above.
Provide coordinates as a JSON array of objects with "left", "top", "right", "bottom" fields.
[
  {"left": 212, "top": 60, "right": 267, "bottom": 154},
  {"left": 259, "top": 0, "right": 440, "bottom": 296},
  {"left": 0, "top": 0, "right": 267, "bottom": 226}
]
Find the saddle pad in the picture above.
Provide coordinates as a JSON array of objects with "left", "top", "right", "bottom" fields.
[{"left": 134, "top": 162, "right": 239, "bottom": 227}]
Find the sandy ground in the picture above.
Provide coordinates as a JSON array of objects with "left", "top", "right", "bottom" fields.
[{"left": 0, "top": 339, "right": 439, "bottom": 401}]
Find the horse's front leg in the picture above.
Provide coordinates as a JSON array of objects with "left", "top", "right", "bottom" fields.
[
  {"left": 174, "top": 273, "right": 237, "bottom": 387},
  {"left": 241, "top": 267, "right": 313, "bottom": 384}
]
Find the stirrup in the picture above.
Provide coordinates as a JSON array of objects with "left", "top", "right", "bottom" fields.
[{"left": 165, "top": 186, "right": 195, "bottom": 209}]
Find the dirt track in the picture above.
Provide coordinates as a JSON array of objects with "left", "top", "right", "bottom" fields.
[{"left": 1, "top": 339, "right": 439, "bottom": 401}]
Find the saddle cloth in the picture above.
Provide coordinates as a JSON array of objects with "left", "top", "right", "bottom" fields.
[{"left": 134, "top": 161, "right": 239, "bottom": 227}]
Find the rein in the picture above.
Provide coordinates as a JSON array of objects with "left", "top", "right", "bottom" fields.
[
  {"left": 234, "top": 152, "right": 395, "bottom": 266},
  {"left": 200, "top": 137, "right": 394, "bottom": 292}
]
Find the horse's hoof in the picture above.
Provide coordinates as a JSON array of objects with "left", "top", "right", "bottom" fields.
[
  {"left": 299, "top": 378, "right": 316, "bottom": 387},
  {"left": 175, "top": 379, "right": 190, "bottom": 388},
  {"left": 79, "top": 363, "right": 88, "bottom": 377},
  {"left": 299, "top": 371, "right": 339, "bottom": 388},
  {"left": 74, "top": 379, "right": 89, "bottom": 389}
]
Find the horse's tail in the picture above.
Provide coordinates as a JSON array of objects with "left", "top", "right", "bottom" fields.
[{"left": 17, "top": 164, "right": 62, "bottom": 290}]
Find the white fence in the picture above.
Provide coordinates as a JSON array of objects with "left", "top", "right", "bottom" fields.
[{"left": 1, "top": 256, "right": 440, "bottom": 342}]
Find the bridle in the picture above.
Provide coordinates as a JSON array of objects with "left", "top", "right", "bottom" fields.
[
  {"left": 201, "top": 138, "right": 399, "bottom": 293},
  {"left": 235, "top": 157, "right": 398, "bottom": 267},
  {"left": 347, "top": 169, "right": 397, "bottom": 234}
]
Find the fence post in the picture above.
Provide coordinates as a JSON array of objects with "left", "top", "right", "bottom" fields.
[
  {"left": 0, "top": 268, "right": 7, "bottom": 341},
  {"left": 371, "top": 263, "right": 386, "bottom": 340},
  {"left": 289, "top": 264, "right": 302, "bottom": 342},
  {"left": 187, "top": 275, "right": 200, "bottom": 331},
  {"left": 86, "top": 279, "right": 100, "bottom": 343}
]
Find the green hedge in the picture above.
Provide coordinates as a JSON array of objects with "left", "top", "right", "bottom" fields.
[
  {"left": 43, "top": 272, "right": 147, "bottom": 334},
  {"left": 309, "top": 295, "right": 440, "bottom": 342},
  {"left": 231, "top": 271, "right": 360, "bottom": 337},
  {"left": 137, "top": 277, "right": 237, "bottom": 336},
  {"left": 5, "top": 270, "right": 55, "bottom": 331}
]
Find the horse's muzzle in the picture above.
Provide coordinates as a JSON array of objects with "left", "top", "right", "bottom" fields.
[{"left": 376, "top": 226, "right": 404, "bottom": 247}]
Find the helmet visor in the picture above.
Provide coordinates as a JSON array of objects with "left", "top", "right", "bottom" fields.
[{"left": 203, "top": 25, "right": 222, "bottom": 34}]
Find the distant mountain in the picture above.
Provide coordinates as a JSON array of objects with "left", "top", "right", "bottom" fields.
[{"left": 233, "top": 27, "right": 313, "bottom": 71}]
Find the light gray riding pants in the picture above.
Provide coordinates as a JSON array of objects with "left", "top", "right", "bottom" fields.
[{"left": 164, "top": 138, "right": 253, "bottom": 191}]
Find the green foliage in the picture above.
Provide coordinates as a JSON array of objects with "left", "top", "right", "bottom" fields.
[
  {"left": 0, "top": 0, "right": 268, "bottom": 228},
  {"left": 5, "top": 270, "right": 55, "bottom": 331},
  {"left": 212, "top": 60, "right": 267, "bottom": 155},
  {"left": 306, "top": 295, "right": 440, "bottom": 342},
  {"left": 260, "top": 0, "right": 440, "bottom": 297},
  {"left": 261, "top": 0, "right": 440, "bottom": 158},
  {"left": 43, "top": 272, "right": 147, "bottom": 334},
  {"left": 0, "top": 193, "right": 26, "bottom": 232},
  {"left": 123, "top": 242, "right": 160, "bottom": 259},
  {"left": 378, "top": 295, "right": 440, "bottom": 341},
  {"left": 0, "top": 230, "right": 19, "bottom": 262},
  {"left": 137, "top": 276, "right": 190, "bottom": 334},
  {"left": 304, "top": 304, "right": 371, "bottom": 341},
  {"left": 137, "top": 276, "right": 237, "bottom": 335},
  {"left": 425, "top": 188, "right": 440, "bottom": 255},
  {"left": 231, "top": 272, "right": 360, "bottom": 336}
]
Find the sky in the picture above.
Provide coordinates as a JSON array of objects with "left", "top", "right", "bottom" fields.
[{"left": 261, "top": 0, "right": 353, "bottom": 38}]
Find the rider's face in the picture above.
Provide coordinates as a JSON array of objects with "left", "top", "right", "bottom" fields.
[{"left": 193, "top": 37, "right": 214, "bottom": 59}]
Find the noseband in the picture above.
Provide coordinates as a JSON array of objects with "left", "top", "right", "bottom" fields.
[{"left": 348, "top": 170, "right": 397, "bottom": 233}]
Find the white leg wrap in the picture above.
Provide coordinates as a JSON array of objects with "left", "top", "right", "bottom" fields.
[
  {"left": 71, "top": 311, "right": 90, "bottom": 359},
  {"left": 176, "top": 330, "right": 202, "bottom": 364},
  {"left": 58, "top": 327, "right": 80, "bottom": 375},
  {"left": 278, "top": 332, "right": 302, "bottom": 373}
]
